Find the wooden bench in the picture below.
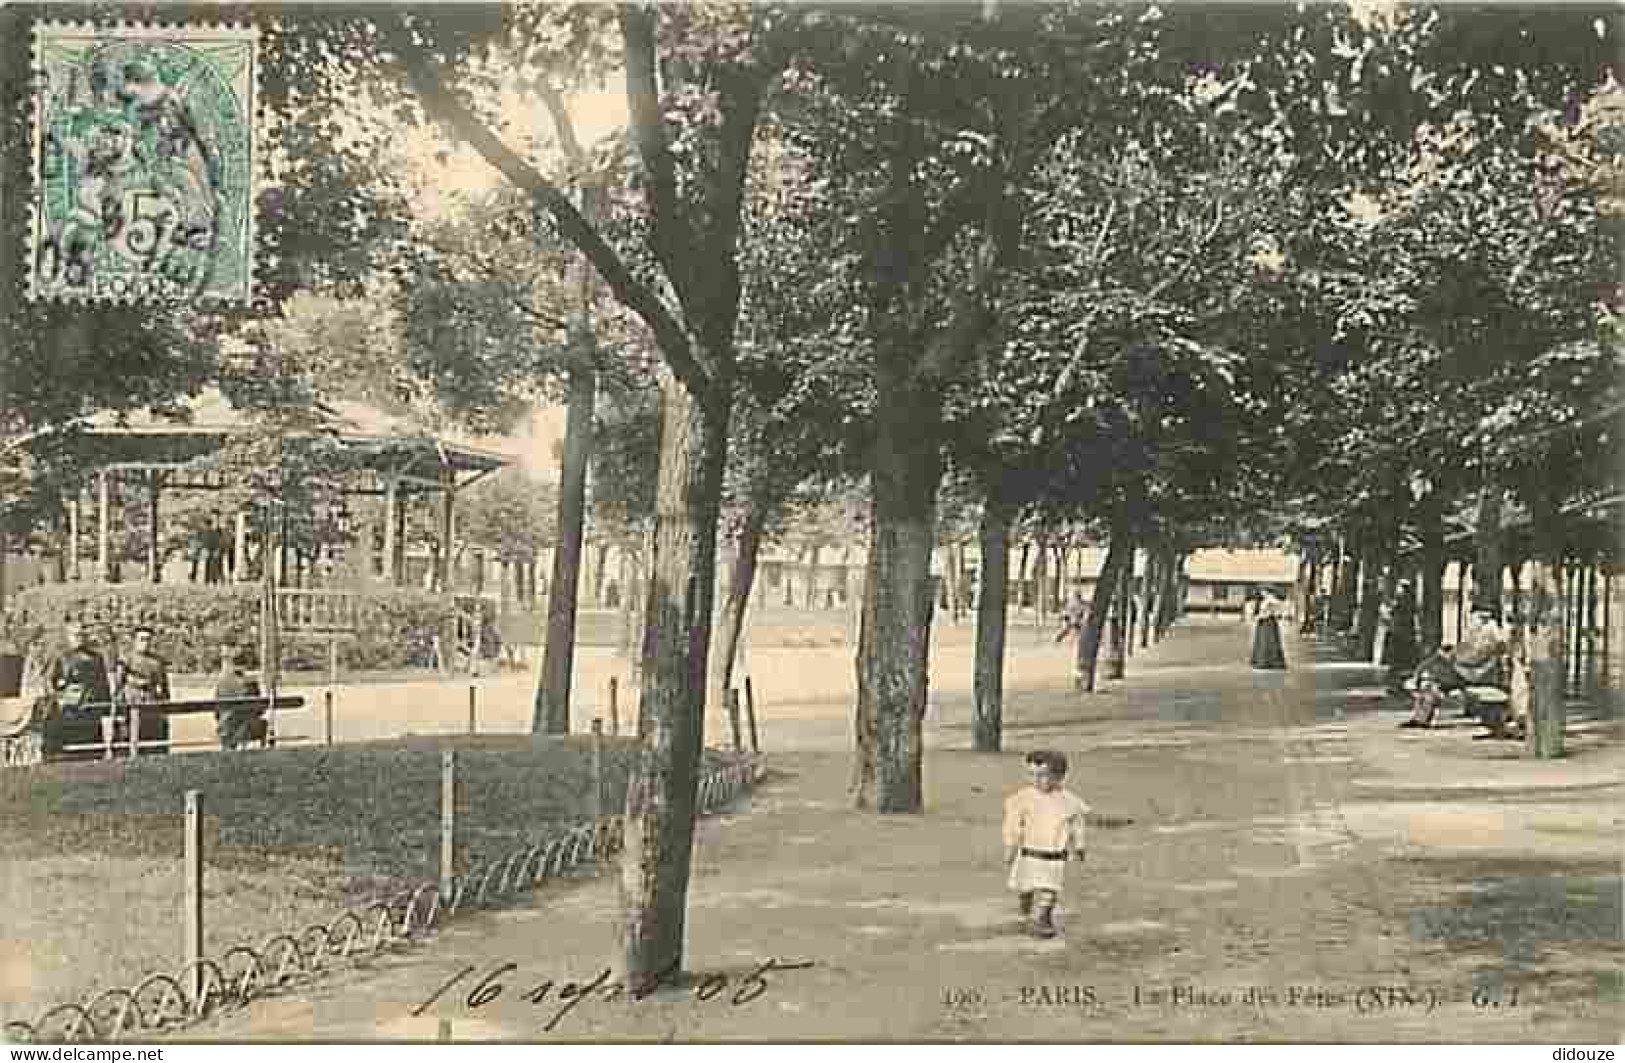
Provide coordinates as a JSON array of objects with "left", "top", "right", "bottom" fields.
[{"left": 52, "top": 695, "right": 308, "bottom": 760}]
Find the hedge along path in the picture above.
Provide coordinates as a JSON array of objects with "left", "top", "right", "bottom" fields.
[
  {"left": 3, "top": 754, "right": 761, "bottom": 1044},
  {"left": 3, "top": 583, "right": 478, "bottom": 674}
]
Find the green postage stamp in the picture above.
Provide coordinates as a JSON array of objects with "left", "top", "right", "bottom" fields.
[{"left": 30, "top": 23, "right": 259, "bottom": 305}]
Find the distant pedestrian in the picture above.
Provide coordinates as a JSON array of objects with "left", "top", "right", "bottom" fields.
[
  {"left": 1381, "top": 580, "right": 1419, "bottom": 691},
  {"left": 1402, "top": 605, "right": 1509, "bottom": 730},
  {"left": 1250, "top": 592, "right": 1288, "bottom": 669},
  {"left": 1054, "top": 589, "right": 1089, "bottom": 643},
  {"left": 1003, "top": 750, "right": 1090, "bottom": 938}
]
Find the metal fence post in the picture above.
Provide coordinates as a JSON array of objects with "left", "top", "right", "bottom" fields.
[
  {"left": 726, "top": 688, "right": 743, "bottom": 753},
  {"left": 184, "top": 790, "right": 203, "bottom": 1001},
  {"left": 608, "top": 676, "right": 619, "bottom": 737},
  {"left": 590, "top": 719, "right": 604, "bottom": 820},
  {"left": 324, "top": 690, "right": 334, "bottom": 746},
  {"left": 744, "top": 677, "right": 760, "bottom": 754},
  {"left": 467, "top": 685, "right": 477, "bottom": 736},
  {"left": 440, "top": 751, "right": 456, "bottom": 900}
]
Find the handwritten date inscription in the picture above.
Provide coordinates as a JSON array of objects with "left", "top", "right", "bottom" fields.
[{"left": 414, "top": 957, "right": 817, "bottom": 1033}]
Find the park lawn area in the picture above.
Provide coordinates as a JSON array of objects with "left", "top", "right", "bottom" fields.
[{"left": 0, "top": 734, "right": 653, "bottom": 1027}]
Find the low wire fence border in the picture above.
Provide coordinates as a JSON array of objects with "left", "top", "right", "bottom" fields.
[{"left": 2, "top": 755, "right": 759, "bottom": 1044}]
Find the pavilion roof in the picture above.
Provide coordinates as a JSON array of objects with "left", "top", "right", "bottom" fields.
[{"left": 76, "top": 388, "right": 513, "bottom": 485}]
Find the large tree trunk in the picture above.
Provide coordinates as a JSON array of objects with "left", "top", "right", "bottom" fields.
[
  {"left": 1104, "top": 546, "right": 1133, "bottom": 680},
  {"left": 1417, "top": 493, "right": 1446, "bottom": 654},
  {"left": 1473, "top": 485, "right": 1505, "bottom": 614},
  {"left": 850, "top": 524, "right": 880, "bottom": 808},
  {"left": 938, "top": 543, "right": 958, "bottom": 618},
  {"left": 1331, "top": 532, "right": 1359, "bottom": 633},
  {"left": 1355, "top": 535, "right": 1384, "bottom": 660},
  {"left": 593, "top": 541, "right": 611, "bottom": 607},
  {"left": 803, "top": 543, "right": 821, "bottom": 610},
  {"left": 1374, "top": 552, "right": 1400, "bottom": 665},
  {"left": 1075, "top": 523, "right": 1132, "bottom": 693},
  {"left": 972, "top": 498, "right": 1012, "bottom": 753},
  {"left": 707, "top": 492, "right": 767, "bottom": 738},
  {"left": 853, "top": 374, "right": 941, "bottom": 814},
  {"left": 1032, "top": 534, "right": 1049, "bottom": 634},
  {"left": 617, "top": 536, "right": 640, "bottom": 660},
  {"left": 1144, "top": 549, "right": 1157, "bottom": 650},
  {"left": 1522, "top": 472, "right": 1567, "bottom": 758},
  {"left": 619, "top": 377, "right": 730, "bottom": 990},
  {"left": 1155, "top": 549, "right": 1180, "bottom": 636},
  {"left": 533, "top": 361, "right": 597, "bottom": 734}
]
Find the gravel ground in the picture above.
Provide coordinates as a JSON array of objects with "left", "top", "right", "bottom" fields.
[{"left": 185, "top": 618, "right": 1623, "bottom": 1043}]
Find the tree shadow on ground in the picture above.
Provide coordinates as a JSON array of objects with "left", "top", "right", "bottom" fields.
[{"left": 1391, "top": 856, "right": 1622, "bottom": 1006}]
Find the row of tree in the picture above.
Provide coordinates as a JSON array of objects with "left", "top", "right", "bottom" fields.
[{"left": 2, "top": 2, "right": 1617, "bottom": 990}]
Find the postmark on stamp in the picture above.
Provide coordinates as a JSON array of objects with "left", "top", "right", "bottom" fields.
[{"left": 30, "top": 22, "right": 258, "bottom": 305}]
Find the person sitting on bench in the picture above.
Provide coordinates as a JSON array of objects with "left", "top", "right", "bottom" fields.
[
  {"left": 214, "top": 644, "right": 267, "bottom": 751},
  {"left": 1401, "top": 605, "right": 1508, "bottom": 729}
]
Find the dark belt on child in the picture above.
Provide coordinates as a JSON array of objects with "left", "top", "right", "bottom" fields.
[{"left": 1019, "top": 847, "right": 1067, "bottom": 861}]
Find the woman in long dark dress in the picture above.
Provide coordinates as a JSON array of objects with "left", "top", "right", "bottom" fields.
[
  {"left": 1381, "top": 580, "right": 1419, "bottom": 692},
  {"left": 1250, "top": 593, "right": 1288, "bottom": 669}
]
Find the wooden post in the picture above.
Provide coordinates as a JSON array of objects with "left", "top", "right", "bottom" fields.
[
  {"left": 183, "top": 790, "right": 203, "bottom": 1001},
  {"left": 97, "top": 470, "right": 111, "bottom": 583},
  {"left": 323, "top": 690, "right": 334, "bottom": 746},
  {"left": 608, "top": 676, "right": 620, "bottom": 736},
  {"left": 590, "top": 719, "right": 604, "bottom": 820},
  {"left": 467, "top": 684, "right": 476, "bottom": 735},
  {"left": 440, "top": 750, "right": 456, "bottom": 899},
  {"left": 744, "top": 676, "right": 760, "bottom": 754},
  {"left": 726, "top": 688, "right": 742, "bottom": 753}
]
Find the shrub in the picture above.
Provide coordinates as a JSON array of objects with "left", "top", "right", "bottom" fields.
[{"left": 1, "top": 584, "right": 468, "bottom": 674}]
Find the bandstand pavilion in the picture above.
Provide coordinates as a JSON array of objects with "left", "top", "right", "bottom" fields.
[{"left": 57, "top": 388, "right": 511, "bottom": 590}]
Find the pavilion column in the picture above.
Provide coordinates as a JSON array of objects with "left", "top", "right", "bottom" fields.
[
  {"left": 146, "top": 471, "right": 163, "bottom": 583},
  {"left": 439, "top": 469, "right": 455, "bottom": 593},
  {"left": 382, "top": 476, "right": 399, "bottom": 587},
  {"left": 97, "top": 470, "right": 111, "bottom": 583},
  {"left": 233, "top": 512, "right": 249, "bottom": 583}
]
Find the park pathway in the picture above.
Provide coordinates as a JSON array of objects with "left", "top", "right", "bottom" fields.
[{"left": 190, "top": 618, "right": 1622, "bottom": 1043}]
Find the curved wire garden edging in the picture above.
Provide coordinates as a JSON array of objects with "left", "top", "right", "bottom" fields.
[{"left": 2, "top": 755, "right": 759, "bottom": 1044}]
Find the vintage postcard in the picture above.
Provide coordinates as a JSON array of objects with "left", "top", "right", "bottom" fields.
[{"left": 0, "top": 0, "right": 1618, "bottom": 1050}]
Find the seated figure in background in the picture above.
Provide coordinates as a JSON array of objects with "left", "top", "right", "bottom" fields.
[
  {"left": 1401, "top": 605, "right": 1508, "bottom": 729},
  {"left": 214, "top": 643, "right": 267, "bottom": 751}
]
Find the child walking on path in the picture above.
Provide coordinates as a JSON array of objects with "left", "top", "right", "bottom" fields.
[{"left": 1003, "top": 750, "right": 1090, "bottom": 938}]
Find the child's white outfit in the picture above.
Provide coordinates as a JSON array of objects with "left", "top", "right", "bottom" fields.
[{"left": 1004, "top": 785, "right": 1090, "bottom": 892}]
